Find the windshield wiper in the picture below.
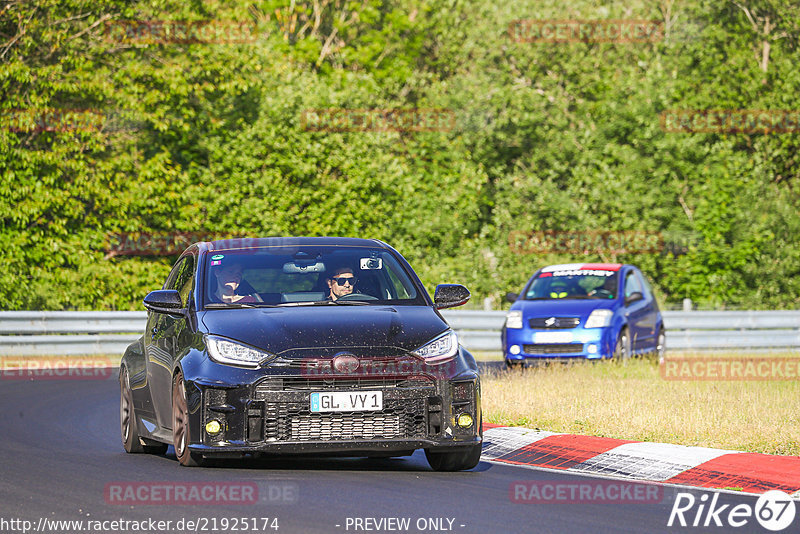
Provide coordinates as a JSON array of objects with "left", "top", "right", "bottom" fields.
[{"left": 205, "top": 303, "right": 285, "bottom": 309}]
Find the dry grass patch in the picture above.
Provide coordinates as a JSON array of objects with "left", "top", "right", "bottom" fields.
[{"left": 481, "top": 352, "right": 800, "bottom": 455}]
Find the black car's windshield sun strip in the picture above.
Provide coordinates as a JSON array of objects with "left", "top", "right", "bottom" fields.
[
  {"left": 274, "top": 300, "right": 371, "bottom": 307},
  {"left": 205, "top": 300, "right": 375, "bottom": 308},
  {"left": 205, "top": 303, "right": 282, "bottom": 308}
]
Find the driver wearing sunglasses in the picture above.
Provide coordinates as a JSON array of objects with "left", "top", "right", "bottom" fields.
[{"left": 326, "top": 267, "right": 357, "bottom": 301}]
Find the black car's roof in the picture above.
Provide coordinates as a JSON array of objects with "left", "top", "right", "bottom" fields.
[{"left": 201, "top": 236, "right": 389, "bottom": 252}]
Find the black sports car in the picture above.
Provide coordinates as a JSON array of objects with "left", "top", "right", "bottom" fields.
[{"left": 119, "top": 237, "right": 482, "bottom": 471}]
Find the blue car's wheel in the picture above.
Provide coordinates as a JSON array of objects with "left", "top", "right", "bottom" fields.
[{"left": 613, "top": 328, "right": 630, "bottom": 360}]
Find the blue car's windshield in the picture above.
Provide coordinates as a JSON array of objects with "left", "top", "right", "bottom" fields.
[
  {"left": 523, "top": 267, "right": 619, "bottom": 300},
  {"left": 203, "top": 246, "right": 424, "bottom": 307}
]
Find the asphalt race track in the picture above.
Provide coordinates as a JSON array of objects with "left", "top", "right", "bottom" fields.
[{"left": 0, "top": 377, "right": 791, "bottom": 534}]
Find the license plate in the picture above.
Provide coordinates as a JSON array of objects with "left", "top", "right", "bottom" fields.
[
  {"left": 533, "top": 331, "right": 574, "bottom": 343},
  {"left": 310, "top": 391, "right": 383, "bottom": 413}
]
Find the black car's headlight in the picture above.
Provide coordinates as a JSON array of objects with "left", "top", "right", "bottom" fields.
[
  {"left": 205, "top": 335, "right": 275, "bottom": 368},
  {"left": 412, "top": 330, "right": 459, "bottom": 364}
]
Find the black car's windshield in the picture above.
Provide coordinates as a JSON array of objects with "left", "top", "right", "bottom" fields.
[
  {"left": 203, "top": 246, "right": 424, "bottom": 307},
  {"left": 523, "top": 266, "right": 619, "bottom": 300}
]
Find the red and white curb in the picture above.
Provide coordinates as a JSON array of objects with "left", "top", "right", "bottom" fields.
[{"left": 481, "top": 423, "right": 800, "bottom": 498}]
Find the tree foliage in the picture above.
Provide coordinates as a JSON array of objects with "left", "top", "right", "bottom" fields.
[{"left": 1, "top": 0, "right": 799, "bottom": 310}]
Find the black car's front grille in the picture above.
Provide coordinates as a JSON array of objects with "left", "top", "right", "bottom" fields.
[
  {"left": 523, "top": 343, "right": 584, "bottom": 354},
  {"left": 248, "top": 378, "right": 435, "bottom": 443},
  {"left": 260, "top": 398, "right": 427, "bottom": 442},
  {"left": 528, "top": 317, "right": 581, "bottom": 329}
]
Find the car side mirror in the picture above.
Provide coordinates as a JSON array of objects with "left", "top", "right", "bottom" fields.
[
  {"left": 434, "top": 284, "right": 470, "bottom": 309},
  {"left": 625, "top": 291, "right": 643, "bottom": 305},
  {"left": 144, "top": 289, "right": 186, "bottom": 316},
  {"left": 505, "top": 292, "right": 518, "bottom": 303}
]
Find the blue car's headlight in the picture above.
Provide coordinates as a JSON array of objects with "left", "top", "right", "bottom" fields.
[
  {"left": 585, "top": 309, "right": 613, "bottom": 328},
  {"left": 505, "top": 310, "right": 523, "bottom": 329},
  {"left": 413, "top": 330, "right": 459, "bottom": 364},
  {"left": 206, "top": 335, "right": 275, "bottom": 368}
]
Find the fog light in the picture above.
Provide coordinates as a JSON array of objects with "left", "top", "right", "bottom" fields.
[
  {"left": 587, "top": 344, "right": 598, "bottom": 354},
  {"left": 510, "top": 345, "right": 521, "bottom": 355},
  {"left": 205, "top": 420, "right": 222, "bottom": 435},
  {"left": 457, "top": 413, "right": 473, "bottom": 428}
]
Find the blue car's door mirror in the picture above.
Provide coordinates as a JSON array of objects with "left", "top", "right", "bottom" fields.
[
  {"left": 625, "top": 291, "right": 644, "bottom": 306},
  {"left": 505, "top": 292, "right": 518, "bottom": 303}
]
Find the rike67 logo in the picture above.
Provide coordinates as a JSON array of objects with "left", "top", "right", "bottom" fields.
[{"left": 668, "top": 490, "right": 796, "bottom": 531}]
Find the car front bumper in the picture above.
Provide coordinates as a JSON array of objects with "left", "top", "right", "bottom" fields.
[
  {"left": 183, "top": 369, "right": 482, "bottom": 457},
  {"left": 503, "top": 326, "right": 615, "bottom": 361}
]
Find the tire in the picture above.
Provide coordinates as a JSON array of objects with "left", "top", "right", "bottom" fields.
[
  {"left": 612, "top": 328, "right": 631, "bottom": 360},
  {"left": 172, "top": 372, "right": 205, "bottom": 467},
  {"left": 120, "top": 368, "right": 168, "bottom": 454},
  {"left": 425, "top": 444, "right": 482, "bottom": 472},
  {"left": 120, "top": 368, "right": 144, "bottom": 453}
]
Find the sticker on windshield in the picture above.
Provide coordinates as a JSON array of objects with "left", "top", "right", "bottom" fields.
[
  {"left": 211, "top": 260, "right": 222, "bottom": 266},
  {"left": 211, "top": 254, "right": 224, "bottom": 260},
  {"left": 550, "top": 269, "right": 615, "bottom": 277}
]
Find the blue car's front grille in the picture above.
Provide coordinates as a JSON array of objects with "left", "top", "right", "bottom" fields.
[
  {"left": 523, "top": 343, "right": 584, "bottom": 354},
  {"left": 528, "top": 317, "right": 581, "bottom": 329}
]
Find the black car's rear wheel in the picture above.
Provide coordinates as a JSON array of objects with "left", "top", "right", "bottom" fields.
[
  {"left": 425, "top": 443, "right": 482, "bottom": 472},
  {"left": 172, "top": 372, "right": 205, "bottom": 467},
  {"left": 120, "top": 368, "right": 168, "bottom": 454}
]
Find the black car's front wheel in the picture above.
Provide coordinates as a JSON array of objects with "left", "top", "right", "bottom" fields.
[
  {"left": 425, "top": 443, "right": 482, "bottom": 472},
  {"left": 120, "top": 368, "right": 168, "bottom": 455},
  {"left": 172, "top": 372, "right": 205, "bottom": 467}
]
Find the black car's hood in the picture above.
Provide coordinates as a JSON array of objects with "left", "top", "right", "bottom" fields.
[{"left": 198, "top": 306, "right": 449, "bottom": 357}]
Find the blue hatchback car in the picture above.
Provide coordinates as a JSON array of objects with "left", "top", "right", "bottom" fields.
[{"left": 502, "top": 263, "right": 664, "bottom": 367}]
